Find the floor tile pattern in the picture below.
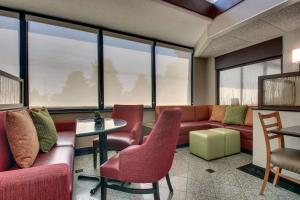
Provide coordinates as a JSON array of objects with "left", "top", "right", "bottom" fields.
[{"left": 73, "top": 148, "right": 299, "bottom": 200}]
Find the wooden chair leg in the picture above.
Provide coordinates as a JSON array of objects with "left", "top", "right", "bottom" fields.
[
  {"left": 273, "top": 167, "right": 282, "bottom": 186},
  {"left": 101, "top": 177, "right": 107, "bottom": 200},
  {"left": 260, "top": 163, "right": 270, "bottom": 195},
  {"left": 93, "top": 145, "right": 97, "bottom": 169},
  {"left": 165, "top": 173, "right": 173, "bottom": 193},
  {"left": 152, "top": 182, "right": 160, "bottom": 200}
]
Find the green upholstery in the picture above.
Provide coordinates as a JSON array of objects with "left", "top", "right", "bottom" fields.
[
  {"left": 210, "top": 128, "right": 240, "bottom": 156},
  {"left": 189, "top": 130, "right": 225, "bottom": 160},
  {"left": 223, "top": 105, "right": 248, "bottom": 125}
]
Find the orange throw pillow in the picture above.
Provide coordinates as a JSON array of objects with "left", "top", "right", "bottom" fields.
[
  {"left": 6, "top": 110, "right": 39, "bottom": 168},
  {"left": 209, "top": 105, "right": 226, "bottom": 122},
  {"left": 244, "top": 107, "right": 253, "bottom": 126}
]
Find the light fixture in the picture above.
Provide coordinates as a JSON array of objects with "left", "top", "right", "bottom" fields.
[{"left": 292, "top": 48, "right": 300, "bottom": 71}]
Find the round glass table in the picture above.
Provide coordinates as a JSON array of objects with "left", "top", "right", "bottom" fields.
[{"left": 76, "top": 118, "right": 127, "bottom": 194}]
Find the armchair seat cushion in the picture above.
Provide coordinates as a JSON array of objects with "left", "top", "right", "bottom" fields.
[
  {"left": 56, "top": 131, "right": 76, "bottom": 147},
  {"left": 271, "top": 148, "right": 300, "bottom": 174},
  {"left": 93, "top": 132, "right": 135, "bottom": 151},
  {"left": 180, "top": 121, "right": 211, "bottom": 135}
]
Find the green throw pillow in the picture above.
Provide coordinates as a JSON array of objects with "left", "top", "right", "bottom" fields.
[
  {"left": 30, "top": 108, "right": 57, "bottom": 152},
  {"left": 223, "top": 105, "right": 248, "bottom": 125}
]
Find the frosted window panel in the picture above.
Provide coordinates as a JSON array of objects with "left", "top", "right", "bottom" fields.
[
  {"left": 28, "top": 21, "right": 98, "bottom": 108},
  {"left": 219, "top": 68, "right": 241, "bottom": 105},
  {"left": 103, "top": 35, "right": 152, "bottom": 108},
  {"left": 156, "top": 47, "right": 191, "bottom": 105},
  {"left": 0, "top": 15, "right": 19, "bottom": 76},
  {"left": 0, "top": 76, "right": 21, "bottom": 104}
]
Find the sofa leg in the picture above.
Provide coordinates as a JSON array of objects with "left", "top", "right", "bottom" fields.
[
  {"left": 152, "top": 182, "right": 160, "bottom": 200},
  {"left": 93, "top": 146, "right": 97, "bottom": 169},
  {"left": 165, "top": 173, "right": 173, "bottom": 193}
]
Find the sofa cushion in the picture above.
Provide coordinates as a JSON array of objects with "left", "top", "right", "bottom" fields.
[
  {"left": 244, "top": 107, "right": 253, "bottom": 126},
  {"left": 194, "top": 105, "right": 210, "bottom": 121},
  {"left": 223, "top": 105, "right": 248, "bottom": 125},
  {"left": 207, "top": 121, "right": 226, "bottom": 128},
  {"left": 225, "top": 125, "right": 253, "bottom": 140},
  {"left": 30, "top": 108, "right": 58, "bottom": 152},
  {"left": 56, "top": 131, "right": 76, "bottom": 147},
  {"left": 179, "top": 106, "right": 196, "bottom": 122},
  {"left": 0, "top": 111, "right": 13, "bottom": 172},
  {"left": 209, "top": 105, "right": 226, "bottom": 122},
  {"left": 180, "top": 121, "right": 211, "bottom": 135},
  {"left": 6, "top": 110, "right": 39, "bottom": 168}
]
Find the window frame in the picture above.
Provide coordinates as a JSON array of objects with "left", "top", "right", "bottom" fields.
[
  {"left": 0, "top": 6, "right": 194, "bottom": 113},
  {"left": 217, "top": 56, "right": 283, "bottom": 105}
]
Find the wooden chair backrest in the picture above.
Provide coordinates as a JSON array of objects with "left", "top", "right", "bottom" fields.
[{"left": 258, "top": 112, "right": 284, "bottom": 159}]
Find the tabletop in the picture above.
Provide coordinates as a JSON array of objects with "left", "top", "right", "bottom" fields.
[
  {"left": 76, "top": 118, "right": 127, "bottom": 137},
  {"left": 270, "top": 126, "right": 300, "bottom": 138}
]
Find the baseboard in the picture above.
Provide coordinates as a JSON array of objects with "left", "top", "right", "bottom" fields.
[{"left": 237, "top": 163, "right": 300, "bottom": 195}]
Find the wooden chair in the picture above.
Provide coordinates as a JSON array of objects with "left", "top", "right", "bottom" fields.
[{"left": 258, "top": 112, "right": 300, "bottom": 195}]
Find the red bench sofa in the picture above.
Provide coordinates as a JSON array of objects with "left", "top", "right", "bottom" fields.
[
  {"left": 156, "top": 105, "right": 253, "bottom": 152},
  {"left": 0, "top": 110, "right": 76, "bottom": 200}
]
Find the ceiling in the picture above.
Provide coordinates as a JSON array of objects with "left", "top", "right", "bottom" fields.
[
  {"left": 200, "top": 1, "right": 300, "bottom": 57},
  {"left": 0, "top": 0, "right": 212, "bottom": 47}
]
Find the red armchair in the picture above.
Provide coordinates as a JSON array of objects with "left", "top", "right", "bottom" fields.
[
  {"left": 93, "top": 104, "right": 144, "bottom": 168},
  {"left": 99, "top": 108, "right": 182, "bottom": 200}
]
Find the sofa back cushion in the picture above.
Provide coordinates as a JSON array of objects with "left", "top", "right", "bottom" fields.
[
  {"left": 194, "top": 105, "right": 210, "bottom": 121},
  {"left": 223, "top": 105, "right": 248, "bottom": 125},
  {"left": 209, "top": 105, "right": 226, "bottom": 122},
  {"left": 244, "top": 107, "right": 253, "bottom": 126},
  {"left": 156, "top": 106, "right": 195, "bottom": 122},
  {"left": 0, "top": 111, "right": 14, "bottom": 172},
  {"left": 6, "top": 110, "right": 39, "bottom": 168}
]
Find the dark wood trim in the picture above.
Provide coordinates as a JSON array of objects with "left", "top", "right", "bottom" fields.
[
  {"left": 162, "top": 0, "right": 244, "bottom": 19},
  {"left": 216, "top": 37, "right": 282, "bottom": 70},
  {"left": 258, "top": 71, "right": 300, "bottom": 111}
]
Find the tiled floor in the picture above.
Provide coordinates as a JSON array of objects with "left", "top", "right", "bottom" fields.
[{"left": 73, "top": 148, "right": 299, "bottom": 200}]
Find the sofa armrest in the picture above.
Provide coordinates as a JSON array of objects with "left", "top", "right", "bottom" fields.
[
  {"left": 0, "top": 164, "right": 70, "bottom": 200},
  {"left": 54, "top": 120, "right": 76, "bottom": 132}
]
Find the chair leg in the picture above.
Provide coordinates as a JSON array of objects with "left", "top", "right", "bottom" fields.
[
  {"left": 260, "top": 163, "right": 270, "bottom": 195},
  {"left": 93, "top": 145, "right": 97, "bottom": 169},
  {"left": 101, "top": 177, "right": 107, "bottom": 200},
  {"left": 273, "top": 167, "right": 281, "bottom": 186},
  {"left": 152, "top": 182, "right": 160, "bottom": 200},
  {"left": 165, "top": 173, "right": 173, "bottom": 193}
]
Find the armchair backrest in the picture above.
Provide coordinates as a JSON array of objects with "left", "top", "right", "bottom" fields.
[{"left": 112, "top": 104, "right": 143, "bottom": 141}]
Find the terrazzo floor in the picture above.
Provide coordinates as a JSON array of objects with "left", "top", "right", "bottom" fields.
[{"left": 73, "top": 147, "right": 300, "bottom": 200}]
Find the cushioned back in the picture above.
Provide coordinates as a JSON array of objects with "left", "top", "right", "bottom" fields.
[
  {"left": 112, "top": 105, "right": 144, "bottom": 132},
  {"left": 155, "top": 106, "right": 195, "bottom": 122},
  {"left": 0, "top": 111, "right": 13, "bottom": 172},
  {"left": 194, "top": 105, "right": 210, "bottom": 121}
]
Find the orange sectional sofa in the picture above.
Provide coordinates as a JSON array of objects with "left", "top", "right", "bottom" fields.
[{"left": 155, "top": 105, "right": 253, "bottom": 152}]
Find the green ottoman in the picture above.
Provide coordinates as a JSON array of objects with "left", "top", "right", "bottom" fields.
[
  {"left": 189, "top": 130, "right": 225, "bottom": 160},
  {"left": 210, "top": 128, "right": 240, "bottom": 156}
]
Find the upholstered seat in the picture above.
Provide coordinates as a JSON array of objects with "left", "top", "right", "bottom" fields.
[
  {"left": 271, "top": 148, "right": 300, "bottom": 174},
  {"left": 93, "top": 132, "right": 135, "bottom": 151}
]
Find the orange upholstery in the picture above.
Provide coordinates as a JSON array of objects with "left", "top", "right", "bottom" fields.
[
  {"left": 156, "top": 105, "right": 195, "bottom": 122},
  {"left": 194, "top": 105, "right": 210, "bottom": 121},
  {"left": 244, "top": 107, "right": 253, "bottom": 126},
  {"left": 209, "top": 105, "right": 226, "bottom": 122}
]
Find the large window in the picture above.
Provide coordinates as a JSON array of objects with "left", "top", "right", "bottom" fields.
[
  {"left": 28, "top": 18, "right": 98, "bottom": 108},
  {"left": 0, "top": 13, "right": 19, "bottom": 77},
  {"left": 156, "top": 45, "right": 192, "bottom": 105},
  {"left": 219, "top": 58, "right": 281, "bottom": 105},
  {"left": 103, "top": 31, "right": 152, "bottom": 108}
]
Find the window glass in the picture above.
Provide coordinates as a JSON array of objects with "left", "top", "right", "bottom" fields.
[
  {"left": 156, "top": 46, "right": 192, "bottom": 105},
  {"left": 0, "top": 15, "right": 19, "bottom": 76},
  {"left": 103, "top": 33, "right": 152, "bottom": 108},
  {"left": 28, "top": 21, "right": 98, "bottom": 108}
]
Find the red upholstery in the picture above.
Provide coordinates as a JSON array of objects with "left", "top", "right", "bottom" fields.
[
  {"left": 155, "top": 105, "right": 253, "bottom": 151},
  {"left": 0, "top": 164, "right": 70, "bottom": 200},
  {"left": 0, "top": 109, "right": 75, "bottom": 198},
  {"left": 180, "top": 121, "right": 211, "bottom": 135},
  {"left": 94, "top": 105, "right": 144, "bottom": 151},
  {"left": 0, "top": 111, "right": 13, "bottom": 172},
  {"left": 101, "top": 108, "right": 182, "bottom": 183}
]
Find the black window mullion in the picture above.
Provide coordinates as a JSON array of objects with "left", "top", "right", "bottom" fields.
[
  {"left": 152, "top": 42, "right": 156, "bottom": 109},
  {"left": 98, "top": 28, "right": 104, "bottom": 110},
  {"left": 191, "top": 52, "right": 194, "bottom": 105},
  {"left": 19, "top": 12, "right": 28, "bottom": 107}
]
